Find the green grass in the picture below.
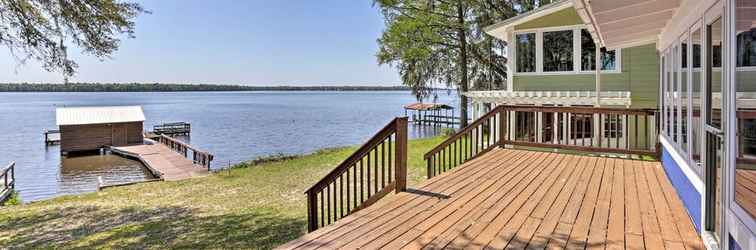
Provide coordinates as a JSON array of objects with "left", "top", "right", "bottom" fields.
[{"left": 0, "top": 136, "right": 446, "bottom": 249}]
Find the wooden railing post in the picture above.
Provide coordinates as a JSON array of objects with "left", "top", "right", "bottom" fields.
[
  {"left": 498, "top": 107, "right": 506, "bottom": 147},
  {"left": 306, "top": 190, "right": 318, "bottom": 232},
  {"left": 394, "top": 117, "right": 408, "bottom": 193}
]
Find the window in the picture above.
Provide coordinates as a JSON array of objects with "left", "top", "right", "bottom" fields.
[
  {"left": 581, "top": 29, "right": 617, "bottom": 71},
  {"left": 692, "top": 27, "right": 702, "bottom": 163},
  {"left": 734, "top": 3, "right": 756, "bottom": 220},
  {"left": 516, "top": 33, "right": 536, "bottom": 72},
  {"left": 680, "top": 38, "right": 689, "bottom": 153},
  {"left": 543, "top": 30, "right": 573, "bottom": 71},
  {"left": 672, "top": 45, "right": 679, "bottom": 144}
]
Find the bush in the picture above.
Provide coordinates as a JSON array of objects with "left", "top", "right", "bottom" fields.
[{"left": 233, "top": 153, "right": 299, "bottom": 168}]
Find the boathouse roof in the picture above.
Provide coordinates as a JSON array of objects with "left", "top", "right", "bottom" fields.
[{"left": 56, "top": 106, "right": 146, "bottom": 126}]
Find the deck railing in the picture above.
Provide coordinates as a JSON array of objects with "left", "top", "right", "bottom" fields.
[
  {"left": 425, "top": 107, "right": 503, "bottom": 178},
  {"left": 305, "top": 117, "right": 407, "bottom": 232},
  {"left": 1, "top": 162, "right": 15, "bottom": 203},
  {"left": 426, "top": 105, "right": 660, "bottom": 178},
  {"left": 157, "top": 134, "right": 214, "bottom": 170}
]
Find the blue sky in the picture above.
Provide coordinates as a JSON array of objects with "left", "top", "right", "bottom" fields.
[{"left": 0, "top": 0, "right": 400, "bottom": 85}]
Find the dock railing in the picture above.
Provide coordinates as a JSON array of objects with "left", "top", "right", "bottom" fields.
[
  {"left": 157, "top": 134, "right": 214, "bottom": 170},
  {"left": 1, "top": 162, "right": 15, "bottom": 203},
  {"left": 426, "top": 105, "right": 660, "bottom": 178},
  {"left": 305, "top": 117, "right": 407, "bottom": 232},
  {"left": 153, "top": 122, "right": 191, "bottom": 135}
]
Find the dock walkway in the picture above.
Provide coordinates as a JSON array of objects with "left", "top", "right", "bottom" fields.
[{"left": 111, "top": 144, "right": 209, "bottom": 181}]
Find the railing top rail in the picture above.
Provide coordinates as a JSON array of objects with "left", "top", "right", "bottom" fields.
[
  {"left": 305, "top": 117, "right": 406, "bottom": 194},
  {"left": 158, "top": 134, "right": 213, "bottom": 157},
  {"left": 497, "top": 105, "right": 657, "bottom": 115},
  {"left": 424, "top": 106, "right": 502, "bottom": 159}
]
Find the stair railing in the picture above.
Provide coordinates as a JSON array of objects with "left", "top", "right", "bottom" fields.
[{"left": 305, "top": 117, "right": 407, "bottom": 232}]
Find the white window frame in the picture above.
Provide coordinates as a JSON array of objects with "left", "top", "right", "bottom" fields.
[{"left": 513, "top": 24, "right": 622, "bottom": 76}]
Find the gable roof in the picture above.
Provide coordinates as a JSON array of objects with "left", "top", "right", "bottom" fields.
[
  {"left": 56, "top": 106, "right": 146, "bottom": 126},
  {"left": 484, "top": 0, "right": 573, "bottom": 41}
]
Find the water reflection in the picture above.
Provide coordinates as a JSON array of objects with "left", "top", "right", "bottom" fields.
[{"left": 58, "top": 153, "right": 156, "bottom": 196}]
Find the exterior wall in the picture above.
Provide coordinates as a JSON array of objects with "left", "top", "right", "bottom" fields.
[
  {"left": 661, "top": 141, "right": 703, "bottom": 232},
  {"left": 60, "top": 122, "right": 143, "bottom": 152},
  {"left": 512, "top": 44, "right": 660, "bottom": 108},
  {"left": 514, "top": 7, "right": 582, "bottom": 30}
]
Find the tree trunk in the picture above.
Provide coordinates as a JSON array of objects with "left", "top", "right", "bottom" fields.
[{"left": 457, "top": 1, "right": 469, "bottom": 128}]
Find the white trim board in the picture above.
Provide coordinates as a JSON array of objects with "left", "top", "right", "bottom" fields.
[{"left": 659, "top": 135, "right": 704, "bottom": 194}]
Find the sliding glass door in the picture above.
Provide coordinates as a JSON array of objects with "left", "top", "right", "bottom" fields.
[{"left": 704, "top": 11, "right": 725, "bottom": 243}]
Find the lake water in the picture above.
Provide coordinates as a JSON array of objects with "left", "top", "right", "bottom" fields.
[{"left": 0, "top": 91, "right": 461, "bottom": 202}]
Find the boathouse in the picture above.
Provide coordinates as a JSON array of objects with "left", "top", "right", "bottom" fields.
[{"left": 56, "top": 106, "right": 145, "bottom": 153}]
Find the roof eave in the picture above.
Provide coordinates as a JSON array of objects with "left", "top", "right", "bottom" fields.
[{"left": 483, "top": 0, "right": 573, "bottom": 41}]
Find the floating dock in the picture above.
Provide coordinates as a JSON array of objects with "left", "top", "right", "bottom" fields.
[{"left": 110, "top": 144, "right": 209, "bottom": 181}]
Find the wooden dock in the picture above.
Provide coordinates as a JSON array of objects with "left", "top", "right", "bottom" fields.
[{"left": 110, "top": 135, "right": 213, "bottom": 181}]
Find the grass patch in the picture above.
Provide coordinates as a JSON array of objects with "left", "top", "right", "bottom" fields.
[{"left": 0, "top": 136, "right": 446, "bottom": 249}]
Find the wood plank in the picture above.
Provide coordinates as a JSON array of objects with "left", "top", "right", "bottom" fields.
[
  {"left": 293, "top": 150, "right": 519, "bottom": 249},
  {"left": 421, "top": 155, "right": 580, "bottom": 250},
  {"left": 642, "top": 161, "right": 683, "bottom": 244},
  {"left": 391, "top": 153, "right": 564, "bottom": 250},
  {"left": 364, "top": 151, "right": 554, "bottom": 250},
  {"left": 353, "top": 151, "right": 542, "bottom": 249},
  {"left": 545, "top": 222, "right": 573, "bottom": 250},
  {"left": 487, "top": 154, "right": 580, "bottom": 249},
  {"left": 651, "top": 162, "right": 705, "bottom": 250},
  {"left": 633, "top": 159, "right": 665, "bottom": 250},
  {"left": 586, "top": 158, "right": 616, "bottom": 250},
  {"left": 527, "top": 156, "right": 594, "bottom": 250},
  {"left": 276, "top": 150, "right": 511, "bottom": 250},
  {"left": 565, "top": 157, "right": 608, "bottom": 249},
  {"left": 606, "top": 159, "right": 626, "bottom": 250},
  {"left": 460, "top": 153, "right": 570, "bottom": 248},
  {"left": 560, "top": 157, "right": 600, "bottom": 224},
  {"left": 624, "top": 159, "right": 643, "bottom": 236},
  {"left": 279, "top": 150, "right": 706, "bottom": 250},
  {"left": 111, "top": 144, "right": 208, "bottom": 181}
]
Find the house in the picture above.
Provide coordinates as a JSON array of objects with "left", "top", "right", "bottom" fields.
[
  {"left": 281, "top": 0, "right": 754, "bottom": 249},
  {"left": 56, "top": 106, "right": 145, "bottom": 154},
  {"left": 467, "top": 0, "right": 659, "bottom": 115}
]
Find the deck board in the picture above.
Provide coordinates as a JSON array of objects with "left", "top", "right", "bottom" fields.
[
  {"left": 278, "top": 149, "right": 703, "bottom": 250},
  {"left": 110, "top": 144, "right": 208, "bottom": 181}
]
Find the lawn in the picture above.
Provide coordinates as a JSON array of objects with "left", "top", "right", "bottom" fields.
[{"left": 0, "top": 136, "right": 447, "bottom": 249}]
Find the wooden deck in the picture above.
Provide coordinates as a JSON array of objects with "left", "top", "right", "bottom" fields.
[
  {"left": 279, "top": 149, "right": 704, "bottom": 250},
  {"left": 110, "top": 144, "right": 209, "bottom": 181}
]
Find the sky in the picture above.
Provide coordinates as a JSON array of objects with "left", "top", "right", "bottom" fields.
[{"left": 0, "top": 0, "right": 401, "bottom": 86}]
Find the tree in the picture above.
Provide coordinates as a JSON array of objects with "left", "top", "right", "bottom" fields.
[
  {"left": 375, "top": 0, "right": 552, "bottom": 127},
  {"left": 0, "top": 0, "right": 147, "bottom": 79}
]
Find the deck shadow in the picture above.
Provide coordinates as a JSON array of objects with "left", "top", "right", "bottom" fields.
[{"left": 405, "top": 188, "right": 451, "bottom": 199}]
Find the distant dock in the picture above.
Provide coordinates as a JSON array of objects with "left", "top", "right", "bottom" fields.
[{"left": 152, "top": 122, "right": 191, "bottom": 136}]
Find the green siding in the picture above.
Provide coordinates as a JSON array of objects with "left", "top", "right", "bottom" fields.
[
  {"left": 514, "top": 7, "right": 583, "bottom": 30},
  {"left": 513, "top": 43, "right": 660, "bottom": 108}
]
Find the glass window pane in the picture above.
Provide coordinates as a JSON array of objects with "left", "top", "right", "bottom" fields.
[
  {"left": 543, "top": 30, "right": 573, "bottom": 72},
  {"left": 602, "top": 50, "right": 617, "bottom": 70},
  {"left": 516, "top": 33, "right": 536, "bottom": 73},
  {"left": 707, "top": 18, "right": 723, "bottom": 129},
  {"left": 673, "top": 45, "right": 679, "bottom": 143},
  {"left": 581, "top": 29, "right": 596, "bottom": 71},
  {"left": 693, "top": 28, "right": 703, "bottom": 164},
  {"left": 735, "top": 0, "right": 756, "bottom": 220},
  {"left": 681, "top": 40, "right": 689, "bottom": 152}
]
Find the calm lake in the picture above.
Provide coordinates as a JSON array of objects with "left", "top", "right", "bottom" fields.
[{"left": 0, "top": 91, "right": 460, "bottom": 202}]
